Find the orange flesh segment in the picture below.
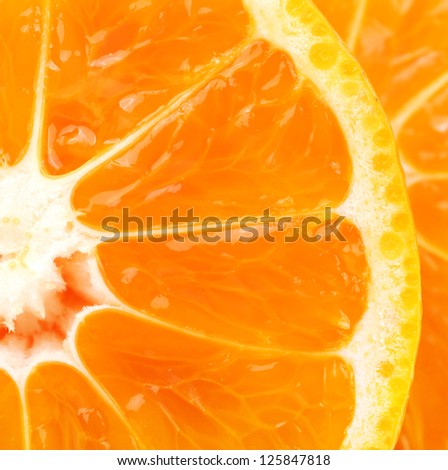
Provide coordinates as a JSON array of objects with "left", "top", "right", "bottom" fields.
[
  {"left": 398, "top": 87, "right": 448, "bottom": 173},
  {"left": 0, "top": 1, "right": 41, "bottom": 165},
  {"left": 0, "top": 370, "right": 23, "bottom": 449},
  {"left": 72, "top": 41, "right": 351, "bottom": 228},
  {"left": 76, "top": 309, "right": 355, "bottom": 450},
  {"left": 43, "top": 0, "right": 249, "bottom": 174},
  {"left": 26, "top": 363, "right": 137, "bottom": 449},
  {"left": 0, "top": 0, "right": 412, "bottom": 450},
  {"left": 342, "top": 0, "right": 448, "bottom": 116},
  {"left": 96, "top": 220, "right": 367, "bottom": 351},
  {"left": 409, "top": 180, "right": 448, "bottom": 258},
  {"left": 60, "top": 4, "right": 365, "bottom": 449}
]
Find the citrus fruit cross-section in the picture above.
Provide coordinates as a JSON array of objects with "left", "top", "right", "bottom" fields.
[
  {"left": 313, "top": 0, "right": 448, "bottom": 449},
  {"left": 0, "top": 0, "right": 420, "bottom": 449}
]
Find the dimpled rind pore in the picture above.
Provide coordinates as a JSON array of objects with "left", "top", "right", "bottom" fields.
[
  {"left": 309, "top": 42, "right": 339, "bottom": 70},
  {"left": 380, "top": 232, "right": 405, "bottom": 261}
]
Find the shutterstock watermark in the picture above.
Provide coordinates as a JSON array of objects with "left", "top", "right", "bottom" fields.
[{"left": 100, "top": 207, "right": 346, "bottom": 244}]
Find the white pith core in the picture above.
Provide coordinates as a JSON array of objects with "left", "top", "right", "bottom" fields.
[
  {"left": 0, "top": 159, "right": 116, "bottom": 375},
  {"left": 0, "top": 0, "right": 121, "bottom": 380}
]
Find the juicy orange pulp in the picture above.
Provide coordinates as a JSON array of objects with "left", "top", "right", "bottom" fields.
[
  {"left": 0, "top": 0, "right": 418, "bottom": 449},
  {"left": 0, "top": 0, "right": 41, "bottom": 166},
  {"left": 72, "top": 43, "right": 351, "bottom": 228},
  {"left": 314, "top": 0, "right": 448, "bottom": 449}
]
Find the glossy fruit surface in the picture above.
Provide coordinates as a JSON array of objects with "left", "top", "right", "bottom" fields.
[
  {"left": 0, "top": 0, "right": 419, "bottom": 449},
  {"left": 314, "top": 0, "right": 448, "bottom": 449}
]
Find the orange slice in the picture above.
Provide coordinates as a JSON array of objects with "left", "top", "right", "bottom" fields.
[
  {"left": 314, "top": 0, "right": 448, "bottom": 449},
  {"left": 0, "top": 0, "right": 419, "bottom": 449}
]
